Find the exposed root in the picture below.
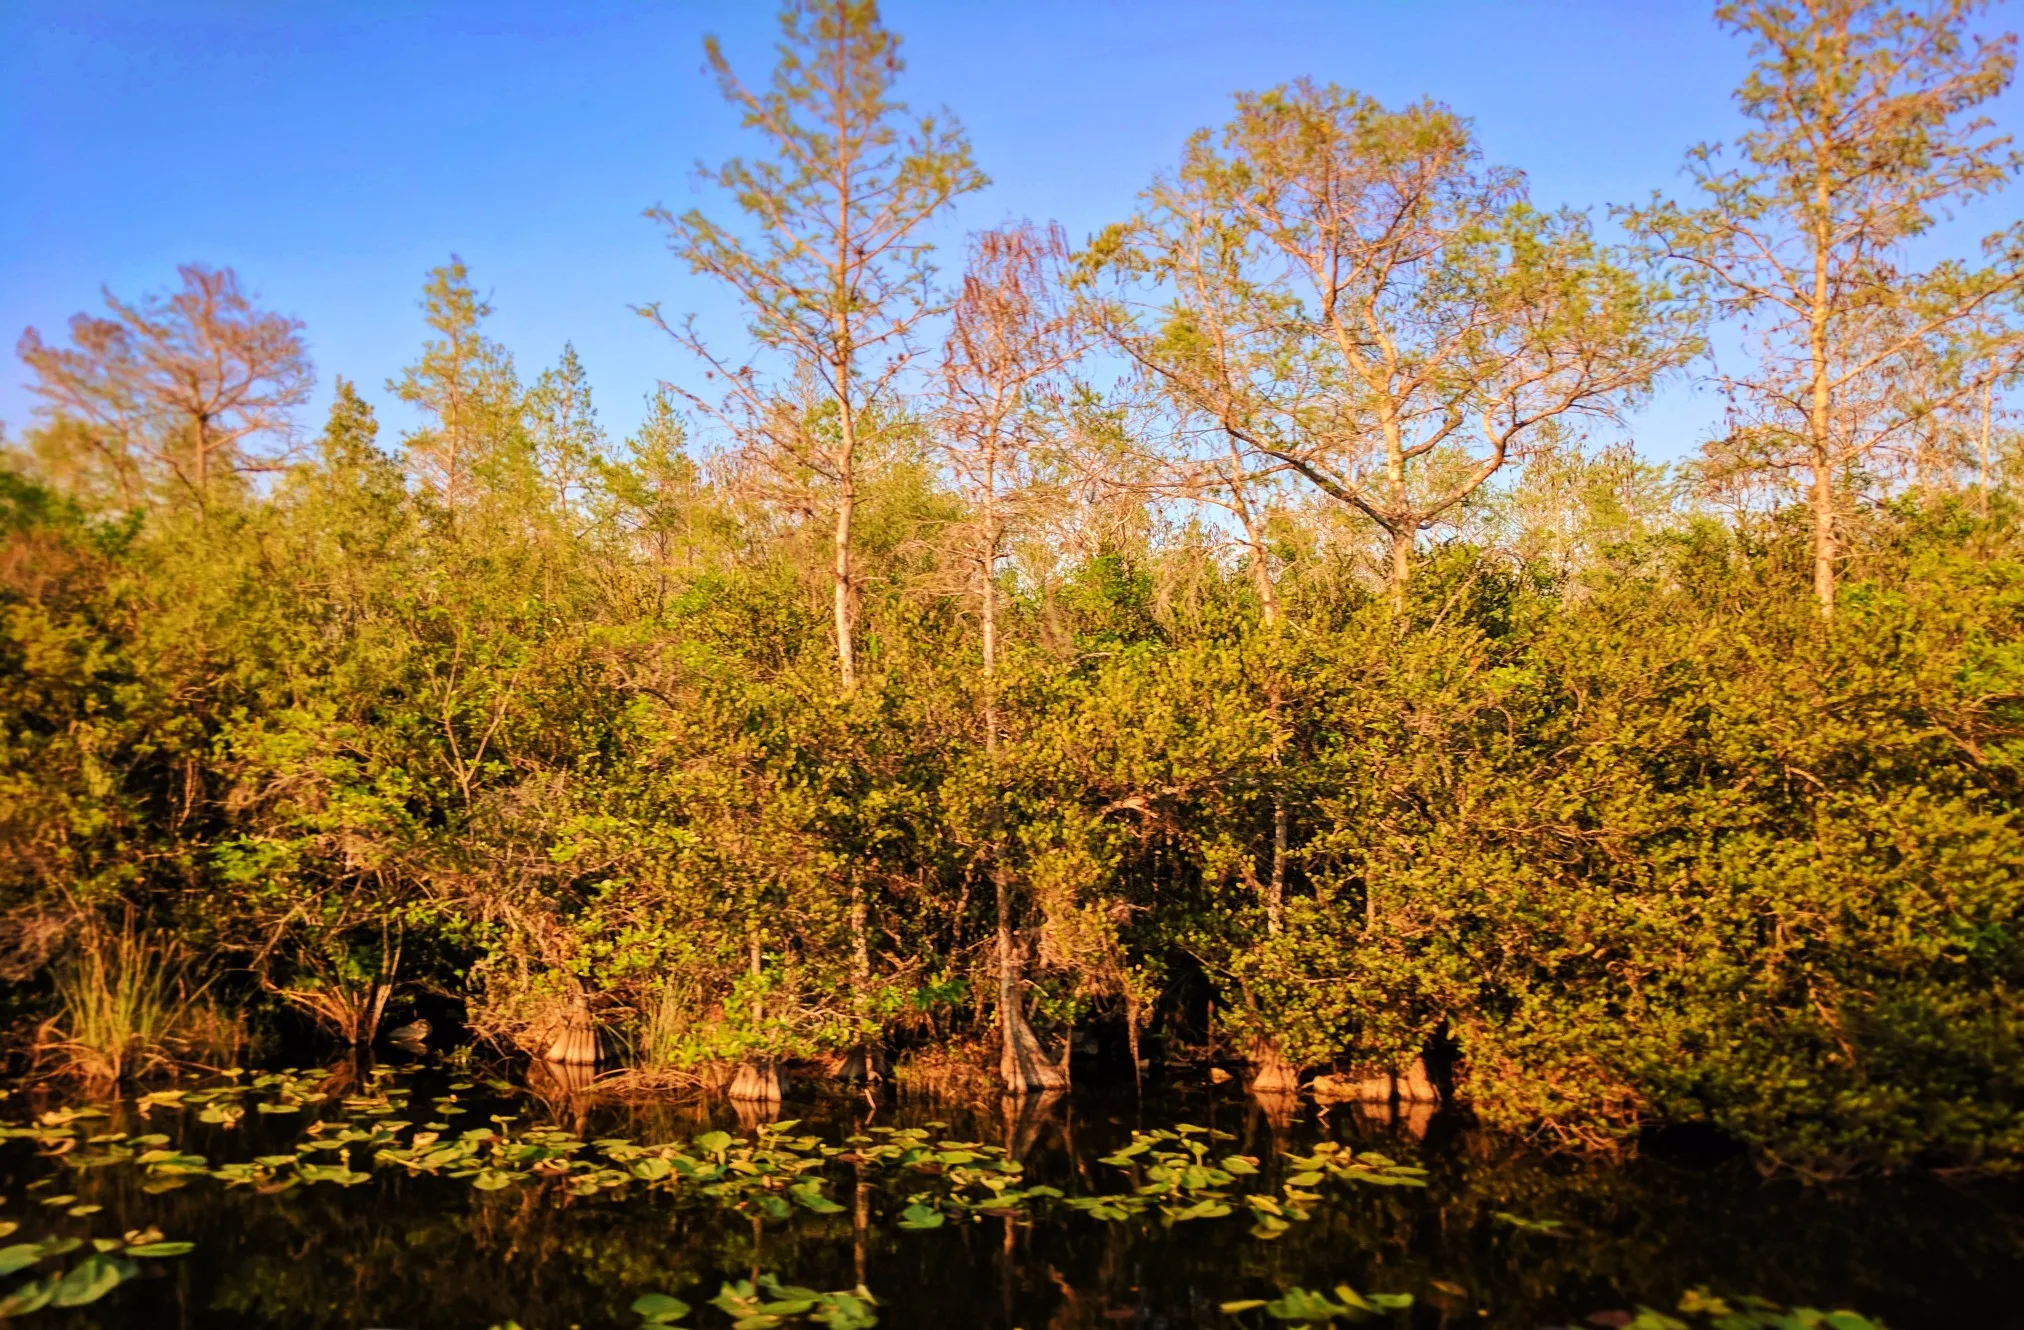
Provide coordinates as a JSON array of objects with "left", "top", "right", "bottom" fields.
[
  {"left": 1000, "top": 1011, "right": 1068, "bottom": 1097},
  {"left": 1245, "top": 1036, "right": 1300, "bottom": 1096},
  {"left": 729, "top": 1057, "right": 785, "bottom": 1103}
]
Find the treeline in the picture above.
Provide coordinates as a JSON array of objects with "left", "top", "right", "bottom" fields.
[{"left": 5, "top": 0, "right": 2024, "bottom": 1165}]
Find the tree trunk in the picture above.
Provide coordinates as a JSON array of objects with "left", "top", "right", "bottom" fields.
[
  {"left": 1388, "top": 522, "right": 1413, "bottom": 613},
  {"left": 192, "top": 420, "right": 209, "bottom": 506},
  {"left": 1980, "top": 377, "right": 1993, "bottom": 512},
  {"left": 1126, "top": 990, "right": 1144, "bottom": 1094},
  {"left": 837, "top": 1045, "right": 886, "bottom": 1082},
  {"left": 1397, "top": 1056, "right": 1438, "bottom": 1104},
  {"left": 834, "top": 470, "right": 858, "bottom": 689},
  {"left": 1809, "top": 177, "right": 1836, "bottom": 618},
  {"left": 985, "top": 472, "right": 1064, "bottom": 1096},
  {"left": 848, "top": 877, "right": 871, "bottom": 1030},
  {"left": 543, "top": 1004, "right": 600, "bottom": 1066},
  {"left": 981, "top": 459, "right": 1000, "bottom": 752},
  {"left": 732, "top": 926, "right": 780, "bottom": 1102},
  {"left": 1245, "top": 1035, "right": 1298, "bottom": 1096},
  {"left": 981, "top": 548, "right": 999, "bottom": 750},
  {"left": 361, "top": 922, "right": 399, "bottom": 1045},
  {"left": 1267, "top": 801, "right": 1287, "bottom": 937},
  {"left": 1810, "top": 444, "right": 1836, "bottom": 616},
  {"left": 1253, "top": 517, "right": 1287, "bottom": 940},
  {"left": 729, "top": 1057, "right": 785, "bottom": 1102},
  {"left": 853, "top": 1176, "right": 870, "bottom": 1288},
  {"left": 1232, "top": 465, "right": 1279, "bottom": 632},
  {"left": 841, "top": 877, "right": 882, "bottom": 1087},
  {"left": 997, "top": 863, "right": 1067, "bottom": 1096}
]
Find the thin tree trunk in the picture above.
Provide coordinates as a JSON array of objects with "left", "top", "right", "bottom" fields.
[
  {"left": 1981, "top": 377, "right": 1994, "bottom": 511},
  {"left": 731, "top": 927, "right": 783, "bottom": 1101},
  {"left": 834, "top": 386, "right": 869, "bottom": 1064},
  {"left": 1240, "top": 481, "right": 1288, "bottom": 938},
  {"left": 1126, "top": 991, "right": 1143, "bottom": 1095},
  {"left": 364, "top": 922, "right": 400, "bottom": 1046},
  {"left": 1382, "top": 391, "right": 1412, "bottom": 609},
  {"left": 981, "top": 564, "right": 998, "bottom": 750},
  {"left": 847, "top": 876, "right": 874, "bottom": 1079},
  {"left": 834, "top": 470, "right": 858, "bottom": 689},
  {"left": 981, "top": 470, "right": 999, "bottom": 751},
  {"left": 979, "top": 436, "right": 1061, "bottom": 1096},
  {"left": 853, "top": 1175, "right": 870, "bottom": 1288},
  {"left": 997, "top": 862, "right": 1066, "bottom": 1096},
  {"left": 1809, "top": 159, "right": 1836, "bottom": 618},
  {"left": 849, "top": 879, "right": 870, "bottom": 996},
  {"left": 192, "top": 420, "right": 209, "bottom": 506},
  {"left": 1267, "top": 802, "right": 1287, "bottom": 937},
  {"left": 1388, "top": 522, "right": 1412, "bottom": 612},
  {"left": 1810, "top": 446, "right": 1836, "bottom": 617},
  {"left": 1230, "top": 434, "right": 1281, "bottom": 629},
  {"left": 828, "top": 125, "right": 862, "bottom": 693}
]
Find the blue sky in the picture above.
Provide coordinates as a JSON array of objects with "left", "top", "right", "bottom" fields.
[{"left": 2, "top": 2, "right": 2017, "bottom": 461}]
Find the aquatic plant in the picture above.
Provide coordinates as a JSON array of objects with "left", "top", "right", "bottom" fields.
[
  {"left": 1574, "top": 1287, "right": 1891, "bottom": 1330},
  {"left": 1064, "top": 1125, "right": 1425, "bottom": 1237},
  {"left": 711, "top": 1277, "right": 879, "bottom": 1328},
  {"left": 1218, "top": 1283, "right": 1413, "bottom": 1326},
  {"left": 37, "top": 927, "right": 226, "bottom": 1086},
  {"left": 0, "top": 1067, "right": 1933, "bottom": 1327},
  {"left": 0, "top": 1224, "right": 195, "bottom": 1317}
]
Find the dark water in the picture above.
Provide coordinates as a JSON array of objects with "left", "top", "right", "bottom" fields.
[{"left": 0, "top": 1059, "right": 2018, "bottom": 1330}]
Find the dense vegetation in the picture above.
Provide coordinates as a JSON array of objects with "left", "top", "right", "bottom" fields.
[{"left": 5, "top": 0, "right": 2024, "bottom": 1169}]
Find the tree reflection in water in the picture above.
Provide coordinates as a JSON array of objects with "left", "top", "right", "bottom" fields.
[{"left": 0, "top": 1066, "right": 2014, "bottom": 1328}]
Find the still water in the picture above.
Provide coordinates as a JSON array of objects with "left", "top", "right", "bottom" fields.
[{"left": 0, "top": 1060, "right": 2016, "bottom": 1329}]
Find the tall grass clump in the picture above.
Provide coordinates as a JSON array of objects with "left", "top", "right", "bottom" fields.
[
  {"left": 640, "top": 980, "right": 699, "bottom": 1069},
  {"left": 39, "top": 926, "right": 236, "bottom": 1084}
]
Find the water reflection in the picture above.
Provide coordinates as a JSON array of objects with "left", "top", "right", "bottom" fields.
[
  {"left": 0, "top": 1068, "right": 2016, "bottom": 1329},
  {"left": 1002, "top": 1088, "right": 1066, "bottom": 1160},
  {"left": 732, "top": 1093, "right": 785, "bottom": 1135}
]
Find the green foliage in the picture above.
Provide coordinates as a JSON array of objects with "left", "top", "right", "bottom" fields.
[
  {"left": 709, "top": 1276, "right": 879, "bottom": 1328},
  {"left": 1601, "top": 1286, "right": 1892, "bottom": 1330},
  {"left": 6, "top": 0, "right": 2024, "bottom": 1174},
  {"left": 0, "top": 1225, "right": 194, "bottom": 1318},
  {"left": 1217, "top": 1282, "right": 1413, "bottom": 1325},
  {"left": 9, "top": 378, "right": 2024, "bottom": 1161}
]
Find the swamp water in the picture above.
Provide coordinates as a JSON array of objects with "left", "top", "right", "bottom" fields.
[{"left": 0, "top": 1061, "right": 2016, "bottom": 1329}]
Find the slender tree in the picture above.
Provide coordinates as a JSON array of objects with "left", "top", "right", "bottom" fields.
[
  {"left": 650, "top": 0, "right": 985, "bottom": 1097},
  {"left": 1629, "top": 0, "right": 2022, "bottom": 614},
  {"left": 939, "top": 221, "right": 1081, "bottom": 1094},
  {"left": 598, "top": 389, "right": 717, "bottom": 616},
  {"left": 390, "top": 258, "right": 523, "bottom": 512},
  {"left": 942, "top": 223, "right": 1081, "bottom": 749},
  {"left": 528, "top": 342, "right": 608, "bottom": 531},
  {"left": 18, "top": 264, "right": 310, "bottom": 510},
  {"left": 650, "top": 0, "right": 986, "bottom": 693}
]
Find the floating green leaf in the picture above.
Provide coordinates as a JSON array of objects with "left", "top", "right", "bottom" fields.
[
  {"left": 52, "top": 1252, "right": 134, "bottom": 1306},
  {"left": 632, "top": 1290, "right": 692, "bottom": 1324},
  {"left": 125, "top": 1241, "right": 196, "bottom": 1257}
]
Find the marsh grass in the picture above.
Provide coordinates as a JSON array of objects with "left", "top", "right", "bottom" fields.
[
  {"left": 637, "top": 979, "right": 726, "bottom": 1071},
  {"left": 893, "top": 1038, "right": 999, "bottom": 1101},
  {"left": 640, "top": 984, "right": 683, "bottom": 1067},
  {"left": 37, "top": 926, "right": 239, "bottom": 1084}
]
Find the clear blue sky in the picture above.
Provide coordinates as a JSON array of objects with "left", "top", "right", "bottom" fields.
[{"left": 2, "top": 2, "right": 2017, "bottom": 460}]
